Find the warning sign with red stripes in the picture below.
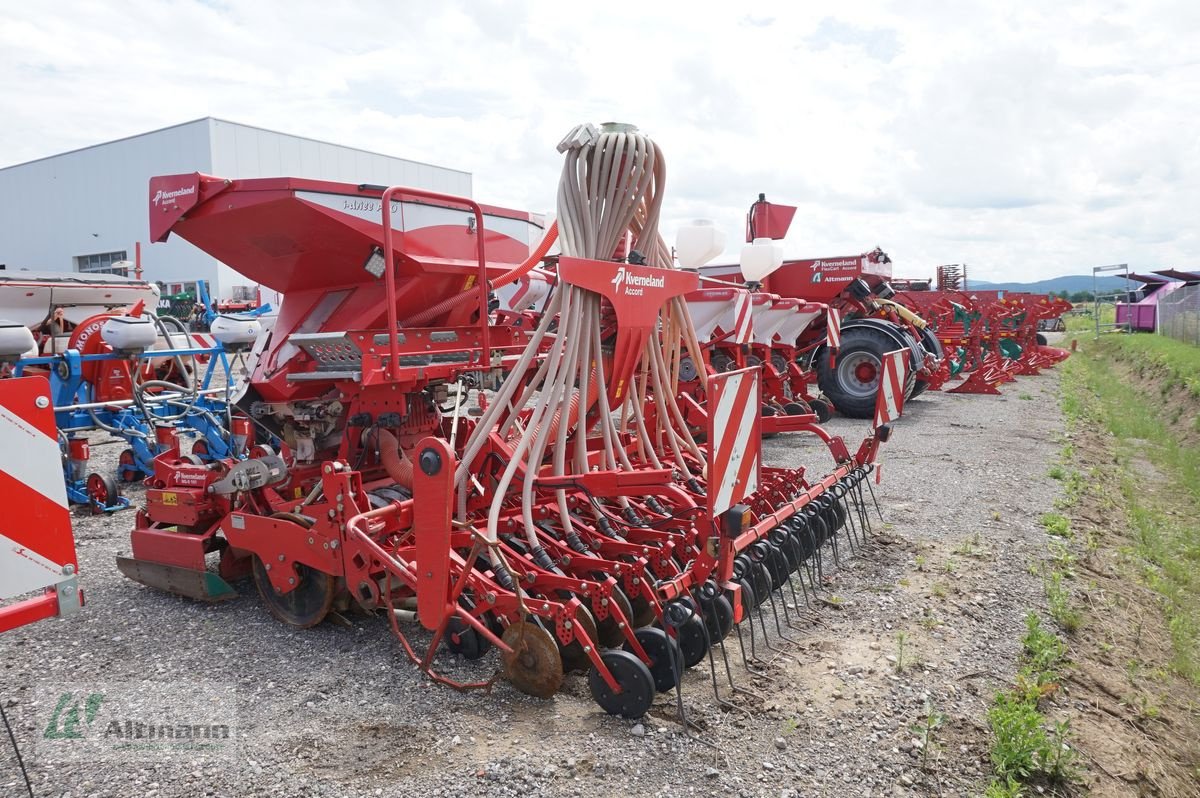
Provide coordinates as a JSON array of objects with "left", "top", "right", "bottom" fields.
[
  {"left": 1, "top": 376, "right": 79, "bottom": 630},
  {"left": 825, "top": 307, "right": 842, "bottom": 349},
  {"left": 707, "top": 367, "right": 762, "bottom": 517},
  {"left": 731, "top": 290, "right": 752, "bottom": 345},
  {"left": 873, "top": 349, "right": 909, "bottom": 429}
]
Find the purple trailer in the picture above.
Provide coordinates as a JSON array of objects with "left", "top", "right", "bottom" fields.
[{"left": 1116, "top": 270, "right": 1200, "bottom": 332}]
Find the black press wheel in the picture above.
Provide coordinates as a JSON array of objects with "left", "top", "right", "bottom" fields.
[
  {"left": 808, "top": 398, "right": 833, "bottom": 423},
  {"left": 1036, "top": 332, "right": 1048, "bottom": 346},
  {"left": 816, "top": 326, "right": 903, "bottom": 419},
  {"left": 589, "top": 649, "right": 655, "bottom": 718},
  {"left": 86, "top": 472, "right": 121, "bottom": 514},
  {"left": 665, "top": 601, "right": 711, "bottom": 668},
  {"left": 624, "top": 626, "right": 682, "bottom": 693}
]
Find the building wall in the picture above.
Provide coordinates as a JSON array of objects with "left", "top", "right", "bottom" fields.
[
  {"left": 0, "top": 119, "right": 216, "bottom": 292},
  {"left": 0, "top": 118, "right": 473, "bottom": 302}
]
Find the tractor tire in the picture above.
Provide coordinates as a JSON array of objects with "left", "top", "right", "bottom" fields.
[{"left": 817, "top": 326, "right": 911, "bottom": 419}]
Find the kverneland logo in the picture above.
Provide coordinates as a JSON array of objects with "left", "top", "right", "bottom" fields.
[
  {"left": 813, "top": 259, "right": 858, "bottom": 270},
  {"left": 152, "top": 186, "right": 196, "bottom": 206},
  {"left": 610, "top": 266, "right": 665, "bottom": 291}
]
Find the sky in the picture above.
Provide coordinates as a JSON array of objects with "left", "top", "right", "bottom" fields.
[{"left": 1, "top": 1, "right": 1197, "bottom": 283}]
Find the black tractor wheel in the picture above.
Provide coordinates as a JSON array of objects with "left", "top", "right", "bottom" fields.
[{"left": 816, "top": 327, "right": 907, "bottom": 419}]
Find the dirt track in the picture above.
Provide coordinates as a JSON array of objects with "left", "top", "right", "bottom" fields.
[{"left": 2, "top": 370, "right": 1071, "bottom": 798}]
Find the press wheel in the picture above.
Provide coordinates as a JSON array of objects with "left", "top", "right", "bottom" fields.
[
  {"left": 588, "top": 649, "right": 655, "bottom": 718},
  {"left": 624, "top": 626, "right": 681, "bottom": 693},
  {"left": 501, "top": 622, "right": 564, "bottom": 699},
  {"left": 251, "top": 512, "right": 335, "bottom": 628},
  {"left": 86, "top": 472, "right": 121, "bottom": 514},
  {"left": 673, "top": 609, "right": 710, "bottom": 669}
]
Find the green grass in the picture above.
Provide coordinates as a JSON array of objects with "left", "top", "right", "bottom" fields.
[
  {"left": 986, "top": 613, "right": 1078, "bottom": 792},
  {"left": 1039, "top": 512, "right": 1072, "bottom": 539},
  {"left": 1045, "top": 571, "right": 1082, "bottom": 633},
  {"left": 1060, "top": 335, "right": 1200, "bottom": 683}
]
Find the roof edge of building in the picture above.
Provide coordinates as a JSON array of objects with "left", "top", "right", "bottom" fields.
[{"left": 0, "top": 117, "right": 473, "bottom": 180}]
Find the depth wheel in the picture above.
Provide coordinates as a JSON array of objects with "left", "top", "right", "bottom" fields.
[
  {"left": 588, "top": 649, "right": 655, "bottom": 718},
  {"left": 808, "top": 398, "right": 833, "bottom": 423},
  {"left": 117, "top": 449, "right": 141, "bottom": 483},
  {"left": 560, "top": 606, "right": 599, "bottom": 673},
  {"left": 595, "top": 586, "right": 636, "bottom": 648},
  {"left": 86, "top": 472, "right": 121, "bottom": 514},
  {"left": 624, "top": 626, "right": 681, "bottom": 693},
  {"left": 629, "top": 592, "right": 657, "bottom": 628},
  {"left": 501, "top": 622, "right": 564, "bottom": 699},
  {"left": 445, "top": 616, "right": 491, "bottom": 661},
  {"left": 251, "top": 512, "right": 335, "bottom": 628}
]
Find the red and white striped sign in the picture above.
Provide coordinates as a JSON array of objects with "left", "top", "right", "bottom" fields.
[
  {"left": 825, "top": 307, "right": 842, "bottom": 369},
  {"left": 707, "top": 367, "right": 762, "bottom": 516},
  {"left": 190, "top": 332, "right": 216, "bottom": 350},
  {"left": 0, "top": 376, "right": 80, "bottom": 632},
  {"left": 731, "top": 290, "right": 752, "bottom": 345},
  {"left": 825, "top": 307, "right": 842, "bottom": 349},
  {"left": 873, "top": 349, "right": 909, "bottom": 429}
]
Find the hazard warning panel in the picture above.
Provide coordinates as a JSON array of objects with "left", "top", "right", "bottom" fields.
[
  {"left": 0, "top": 375, "right": 81, "bottom": 633},
  {"left": 706, "top": 366, "right": 762, "bottom": 518},
  {"left": 873, "top": 349, "right": 910, "bottom": 429}
]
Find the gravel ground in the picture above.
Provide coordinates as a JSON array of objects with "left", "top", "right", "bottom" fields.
[{"left": 1, "top": 368, "right": 1066, "bottom": 798}]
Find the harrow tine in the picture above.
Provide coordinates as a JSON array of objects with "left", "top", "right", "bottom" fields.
[
  {"left": 853, "top": 475, "right": 873, "bottom": 539},
  {"left": 661, "top": 609, "right": 719, "bottom": 749},
  {"left": 733, "top": 616, "right": 774, "bottom": 678},
  {"left": 864, "top": 466, "right": 885, "bottom": 522},
  {"left": 707, "top": 635, "right": 766, "bottom": 715}
]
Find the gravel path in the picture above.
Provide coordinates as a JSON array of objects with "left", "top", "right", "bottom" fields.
[{"left": 1, "top": 370, "right": 1065, "bottom": 798}]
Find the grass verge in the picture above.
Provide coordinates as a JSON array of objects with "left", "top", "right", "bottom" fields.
[{"left": 1060, "top": 334, "right": 1200, "bottom": 683}]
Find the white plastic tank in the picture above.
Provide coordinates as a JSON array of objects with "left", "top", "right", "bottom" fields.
[
  {"left": 675, "top": 220, "right": 726, "bottom": 270},
  {"left": 101, "top": 316, "right": 158, "bottom": 352},
  {"left": 210, "top": 314, "right": 263, "bottom": 348},
  {"left": 0, "top": 320, "right": 36, "bottom": 361}
]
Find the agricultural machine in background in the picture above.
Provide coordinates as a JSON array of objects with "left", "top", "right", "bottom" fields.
[
  {"left": 702, "top": 197, "right": 1072, "bottom": 416},
  {"left": 9, "top": 299, "right": 265, "bottom": 512},
  {"left": 117, "top": 124, "right": 902, "bottom": 720},
  {"left": 700, "top": 196, "right": 939, "bottom": 419}
]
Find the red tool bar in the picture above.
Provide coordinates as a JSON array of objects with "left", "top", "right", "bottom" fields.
[
  {"left": 733, "top": 465, "right": 853, "bottom": 551},
  {"left": 0, "top": 590, "right": 61, "bottom": 633},
  {"left": 380, "top": 186, "right": 491, "bottom": 380}
]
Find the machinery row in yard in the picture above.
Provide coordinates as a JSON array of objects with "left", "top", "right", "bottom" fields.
[{"left": 2, "top": 122, "right": 1071, "bottom": 725}]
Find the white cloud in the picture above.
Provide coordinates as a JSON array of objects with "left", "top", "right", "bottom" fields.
[{"left": 0, "top": 0, "right": 1197, "bottom": 281}]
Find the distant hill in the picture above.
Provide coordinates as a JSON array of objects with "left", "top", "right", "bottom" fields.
[{"left": 966, "top": 275, "right": 1129, "bottom": 294}]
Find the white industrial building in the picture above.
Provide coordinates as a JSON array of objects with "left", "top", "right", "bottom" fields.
[{"left": 0, "top": 118, "right": 473, "bottom": 300}]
